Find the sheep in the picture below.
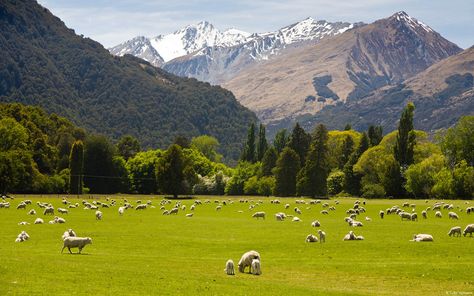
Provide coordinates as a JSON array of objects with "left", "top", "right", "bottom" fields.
[
  {"left": 435, "top": 211, "right": 442, "bottom": 218},
  {"left": 292, "top": 216, "right": 301, "bottom": 222},
  {"left": 355, "top": 235, "right": 365, "bottom": 240},
  {"left": 162, "top": 210, "right": 170, "bottom": 215},
  {"left": 216, "top": 206, "right": 222, "bottom": 211},
  {"left": 285, "top": 204, "right": 290, "bottom": 209},
  {"left": 181, "top": 205, "right": 186, "bottom": 211},
  {"left": 224, "top": 259, "right": 235, "bottom": 275},
  {"left": 118, "top": 206, "right": 125, "bottom": 216},
  {"left": 448, "top": 226, "right": 462, "bottom": 237},
  {"left": 62, "top": 229, "right": 77, "bottom": 240},
  {"left": 411, "top": 234, "right": 433, "bottom": 242},
  {"left": 448, "top": 212, "right": 459, "bottom": 220},
  {"left": 169, "top": 207, "right": 179, "bottom": 215},
  {"left": 251, "top": 259, "right": 262, "bottom": 275},
  {"left": 135, "top": 204, "right": 147, "bottom": 210},
  {"left": 320, "top": 210, "right": 329, "bottom": 215},
  {"left": 305, "top": 234, "right": 318, "bottom": 243},
  {"left": 379, "top": 210, "right": 384, "bottom": 219},
  {"left": 58, "top": 208, "right": 68, "bottom": 214},
  {"left": 318, "top": 230, "right": 326, "bottom": 243},
  {"left": 55, "top": 216, "right": 66, "bottom": 224},
  {"left": 252, "top": 212, "right": 266, "bottom": 220},
  {"left": 238, "top": 250, "right": 260, "bottom": 273},
  {"left": 16, "top": 202, "right": 27, "bottom": 210},
  {"left": 190, "top": 204, "right": 195, "bottom": 211},
  {"left": 28, "top": 209, "right": 36, "bottom": 215},
  {"left": 185, "top": 213, "right": 193, "bottom": 218},
  {"left": 365, "top": 217, "right": 372, "bottom": 221},
  {"left": 399, "top": 212, "right": 411, "bottom": 221},
  {"left": 294, "top": 207, "right": 302, "bottom": 215},
  {"left": 411, "top": 213, "right": 418, "bottom": 221},
  {"left": 275, "top": 213, "right": 284, "bottom": 221},
  {"left": 95, "top": 210, "right": 102, "bottom": 220},
  {"left": 18, "top": 221, "right": 29, "bottom": 225},
  {"left": 43, "top": 207, "right": 54, "bottom": 215},
  {"left": 61, "top": 237, "right": 92, "bottom": 254},
  {"left": 101, "top": 203, "right": 110, "bottom": 208},
  {"left": 350, "top": 220, "right": 363, "bottom": 227},
  {"left": 311, "top": 220, "right": 321, "bottom": 227},
  {"left": 34, "top": 218, "right": 44, "bottom": 224},
  {"left": 15, "top": 231, "right": 30, "bottom": 242},
  {"left": 463, "top": 224, "right": 474, "bottom": 237},
  {"left": 349, "top": 213, "right": 357, "bottom": 220},
  {"left": 422, "top": 211, "right": 427, "bottom": 219},
  {"left": 343, "top": 231, "right": 356, "bottom": 241}
]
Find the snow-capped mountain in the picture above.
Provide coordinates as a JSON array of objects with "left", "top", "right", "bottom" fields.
[{"left": 109, "top": 18, "right": 358, "bottom": 82}]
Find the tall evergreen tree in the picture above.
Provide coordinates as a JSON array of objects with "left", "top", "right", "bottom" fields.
[
  {"left": 288, "top": 123, "right": 311, "bottom": 167},
  {"left": 83, "top": 135, "right": 116, "bottom": 194},
  {"left": 296, "top": 124, "right": 329, "bottom": 197},
  {"left": 273, "top": 147, "right": 300, "bottom": 196},
  {"left": 339, "top": 135, "right": 354, "bottom": 169},
  {"left": 117, "top": 135, "right": 140, "bottom": 161},
  {"left": 69, "top": 140, "right": 84, "bottom": 194},
  {"left": 273, "top": 129, "right": 288, "bottom": 154},
  {"left": 156, "top": 144, "right": 188, "bottom": 198},
  {"left": 241, "top": 123, "right": 256, "bottom": 163},
  {"left": 261, "top": 147, "right": 278, "bottom": 176},
  {"left": 256, "top": 124, "right": 268, "bottom": 161},
  {"left": 343, "top": 132, "right": 369, "bottom": 195},
  {"left": 394, "top": 103, "right": 416, "bottom": 169},
  {"left": 368, "top": 125, "right": 383, "bottom": 147}
]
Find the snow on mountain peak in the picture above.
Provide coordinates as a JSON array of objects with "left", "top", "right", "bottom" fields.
[{"left": 391, "top": 11, "right": 433, "bottom": 33}]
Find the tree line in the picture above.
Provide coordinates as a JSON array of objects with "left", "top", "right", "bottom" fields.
[{"left": 0, "top": 102, "right": 473, "bottom": 198}]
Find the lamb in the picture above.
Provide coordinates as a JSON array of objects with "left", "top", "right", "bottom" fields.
[
  {"left": 305, "top": 234, "right": 318, "bottom": 242},
  {"left": 61, "top": 237, "right": 92, "bottom": 254},
  {"left": 435, "top": 211, "right": 442, "bottom": 218},
  {"left": 95, "top": 210, "right": 102, "bottom": 220},
  {"left": 317, "top": 230, "right": 326, "bottom": 243},
  {"left": 448, "top": 212, "right": 459, "bottom": 220},
  {"left": 135, "top": 204, "right": 147, "bottom": 210},
  {"left": 251, "top": 259, "right": 262, "bottom": 275},
  {"left": 379, "top": 210, "right": 384, "bottom": 219},
  {"left": 224, "top": 259, "right": 235, "bottom": 275},
  {"left": 422, "top": 211, "right": 427, "bottom": 219},
  {"left": 411, "top": 234, "right": 433, "bottom": 242},
  {"left": 28, "top": 209, "right": 36, "bottom": 215},
  {"left": 311, "top": 220, "right": 321, "bottom": 227},
  {"left": 463, "top": 224, "right": 474, "bottom": 237},
  {"left": 190, "top": 205, "right": 195, "bottom": 211},
  {"left": 448, "top": 226, "right": 462, "bottom": 237},
  {"left": 343, "top": 231, "right": 356, "bottom": 241},
  {"left": 252, "top": 212, "right": 266, "bottom": 220},
  {"left": 15, "top": 231, "right": 30, "bottom": 242},
  {"left": 62, "top": 229, "right": 77, "bottom": 240},
  {"left": 34, "top": 218, "right": 44, "bottom": 224},
  {"left": 43, "top": 207, "right": 54, "bottom": 215},
  {"left": 58, "top": 208, "right": 68, "bottom": 214},
  {"left": 238, "top": 250, "right": 260, "bottom": 273}
]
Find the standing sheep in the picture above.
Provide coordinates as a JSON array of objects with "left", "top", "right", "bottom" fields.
[
  {"left": 379, "top": 211, "right": 384, "bottom": 219},
  {"left": 251, "top": 259, "right": 261, "bottom": 275},
  {"left": 34, "top": 218, "right": 44, "bottom": 224},
  {"left": 422, "top": 211, "right": 427, "bottom": 219},
  {"left": 252, "top": 212, "right": 266, "bottom": 220},
  {"left": 58, "top": 208, "right": 68, "bottom": 214},
  {"left": 135, "top": 204, "right": 147, "bottom": 210},
  {"left": 448, "top": 226, "right": 462, "bottom": 237},
  {"left": 28, "top": 209, "right": 36, "bottom": 215},
  {"left": 61, "top": 237, "right": 92, "bottom": 254},
  {"left": 44, "top": 207, "right": 54, "bottom": 215},
  {"left": 311, "top": 220, "right": 321, "bottom": 227},
  {"left": 224, "top": 259, "right": 235, "bottom": 275},
  {"left": 118, "top": 206, "right": 125, "bottom": 216},
  {"left": 448, "top": 212, "right": 459, "bottom": 220},
  {"left": 15, "top": 231, "right": 30, "bottom": 242},
  {"left": 62, "top": 229, "right": 77, "bottom": 240},
  {"left": 95, "top": 210, "right": 102, "bottom": 220},
  {"left": 435, "top": 211, "right": 442, "bottom": 218},
  {"left": 463, "top": 224, "right": 474, "bottom": 236},
  {"left": 238, "top": 250, "right": 260, "bottom": 273},
  {"left": 317, "top": 230, "right": 326, "bottom": 243}
]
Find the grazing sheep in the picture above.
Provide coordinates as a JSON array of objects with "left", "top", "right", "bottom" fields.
[
  {"left": 16, "top": 202, "right": 27, "bottom": 210},
  {"left": 118, "top": 206, "right": 125, "bottom": 216},
  {"left": 411, "top": 213, "right": 418, "bottom": 221},
  {"left": 18, "top": 221, "right": 29, "bottom": 225},
  {"left": 448, "top": 226, "right": 462, "bottom": 237},
  {"left": 224, "top": 259, "right": 235, "bottom": 275},
  {"left": 43, "top": 207, "right": 54, "bottom": 215},
  {"left": 275, "top": 213, "right": 284, "bottom": 221},
  {"left": 311, "top": 220, "right": 321, "bottom": 227},
  {"left": 15, "top": 231, "right": 30, "bottom": 242},
  {"left": 62, "top": 229, "right": 77, "bottom": 240},
  {"left": 285, "top": 204, "right": 290, "bottom": 209},
  {"left": 135, "top": 204, "right": 147, "bottom": 210},
  {"left": 34, "top": 218, "right": 44, "bottom": 224},
  {"left": 411, "top": 234, "right": 433, "bottom": 242},
  {"left": 252, "top": 212, "right": 266, "bottom": 220},
  {"left": 379, "top": 210, "right": 384, "bottom": 219},
  {"left": 292, "top": 216, "right": 301, "bottom": 222},
  {"left": 216, "top": 206, "right": 222, "bottom": 211},
  {"left": 365, "top": 217, "right": 372, "bottom": 221},
  {"left": 422, "top": 211, "right": 427, "bottom": 219},
  {"left": 61, "top": 237, "right": 92, "bottom": 254},
  {"left": 101, "top": 203, "right": 110, "bottom": 208},
  {"left": 320, "top": 210, "right": 329, "bottom": 215},
  {"left": 463, "top": 224, "right": 474, "bottom": 237},
  {"left": 317, "top": 230, "right": 326, "bottom": 243},
  {"left": 186, "top": 213, "right": 193, "bottom": 217},
  {"left": 350, "top": 220, "right": 363, "bottom": 227},
  {"left": 435, "top": 211, "right": 442, "bottom": 218},
  {"left": 251, "top": 259, "right": 261, "bottom": 275},
  {"left": 95, "top": 210, "right": 102, "bottom": 220},
  {"left": 294, "top": 207, "right": 302, "bottom": 215},
  {"left": 28, "top": 209, "right": 36, "bottom": 215},
  {"left": 343, "top": 231, "right": 356, "bottom": 241},
  {"left": 169, "top": 207, "right": 179, "bottom": 215},
  {"left": 448, "top": 212, "right": 459, "bottom": 220},
  {"left": 399, "top": 212, "right": 411, "bottom": 221},
  {"left": 355, "top": 235, "right": 365, "bottom": 240},
  {"left": 162, "top": 210, "right": 170, "bottom": 215},
  {"left": 55, "top": 216, "right": 66, "bottom": 224},
  {"left": 190, "top": 205, "right": 195, "bottom": 211},
  {"left": 238, "top": 250, "right": 260, "bottom": 273},
  {"left": 58, "top": 208, "right": 68, "bottom": 214},
  {"left": 305, "top": 234, "right": 318, "bottom": 243}
]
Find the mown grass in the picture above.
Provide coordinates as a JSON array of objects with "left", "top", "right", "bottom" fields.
[{"left": 0, "top": 195, "right": 473, "bottom": 295}]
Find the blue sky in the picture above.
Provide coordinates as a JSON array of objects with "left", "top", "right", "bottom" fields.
[{"left": 38, "top": 0, "right": 473, "bottom": 48}]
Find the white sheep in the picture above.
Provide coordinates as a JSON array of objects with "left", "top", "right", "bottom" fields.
[
  {"left": 61, "top": 237, "right": 92, "bottom": 254},
  {"left": 28, "top": 209, "right": 36, "bottom": 215},
  {"left": 118, "top": 206, "right": 125, "bottom": 216},
  {"left": 292, "top": 216, "right": 301, "bottom": 222},
  {"left": 224, "top": 259, "right": 235, "bottom": 275},
  {"left": 343, "top": 231, "right": 356, "bottom": 241},
  {"left": 379, "top": 210, "right": 384, "bottom": 219},
  {"left": 350, "top": 220, "right": 363, "bottom": 227},
  {"left": 95, "top": 210, "right": 102, "bottom": 220},
  {"left": 411, "top": 234, "right": 433, "bottom": 242},
  {"left": 285, "top": 204, "right": 290, "bottom": 209},
  {"left": 311, "top": 220, "right": 321, "bottom": 227},
  {"left": 58, "top": 208, "right": 68, "bottom": 214},
  {"left": 251, "top": 259, "right": 262, "bottom": 275},
  {"left": 399, "top": 212, "right": 411, "bottom": 221},
  {"left": 238, "top": 250, "right": 260, "bottom": 273},
  {"left": 135, "top": 204, "right": 147, "bottom": 210},
  {"left": 317, "top": 230, "right": 326, "bottom": 243},
  {"left": 365, "top": 217, "right": 372, "bottom": 221},
  {"left": 216, "top": 205, "right": 222, "bottom": 211},
  {"left": 448, "top": 226, "right": 462, "bottom": 237},
  {"left": 34, "top": 218, "right": 44, "bottom": 224},
  {"left": 16, "top": 202, "right": 27, "bottom": 210},
  {"left": 55, "top": 216, "right": 66, "bottom": 224},
  {"left": 411, "top": 213, "right": 418, "bottom": 221},
  {"left": 62, "top": 228, "right": 77, "bottom": 240},
  {"left": 43, "top": 207, "right": 54, "bottom": 215},
  {"left": 190, "top": 204, "right": 195, "bottom": 211},
  {"left": 294, "top": 207, "right": 302, "bottom": 215},
  {"left": 435, "top": 211, "right": 442, "bottom": 218},
  {"left": 320, "top": 210, "right": 329, "bottom": 215},
  {"left": 422, "top": 211, "right": 427, "bottom": 219},
  {"left": 18, "top": 221, "right": 29, "bottom": 225},
  {"left": 448, "top": 212, "right": 459, "bottom": 220},
  {"left": 275, "top": 213, "right": 284, "bottom": 221},
  {"left": 15, "top": 231, "right": 30, "bottom": 242},
  {"left": 355, "top": 235, "right": 365, "bottom": 240},
  {"left": 463, "top": 224, "right": 474, "bottom": 237},
  {"left": 252, "top": 212, "right": 266, "bottom": 220},
  {"left": 169, "top": 207, "right": 179, "bottom": 215},
  {"left": 186, "top": 213, "right": 193, "bottom": 217},
  {"left": 305, "top": 234, "right": 318, "bottom": 243}
]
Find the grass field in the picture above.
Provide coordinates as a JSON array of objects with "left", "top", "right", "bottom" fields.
[{"left": 0, "top": 195, "right": 473, "bottom": 295}]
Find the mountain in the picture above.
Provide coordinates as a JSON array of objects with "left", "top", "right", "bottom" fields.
[
  {"left": 0, "top": 0, "right": 257, "bottom": 162},
  {"left": 111, "top": 18, "right": 357, "bottom": 84},
  {"left": 292, "top": 46, "right": 473, "bottom": 133},
  {"left": 224, "top": 11, "right": 462, "bottom": 126}
]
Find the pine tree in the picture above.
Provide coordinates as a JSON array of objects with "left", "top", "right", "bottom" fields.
[
  {"left": 296, "top": 124, "right": 329, "bottom": 197},
  {"left": 288, "top": 123, "right": 311, "bottom": 167},
  {"left": 394, "top": 103, "right": 416, "bottom": 169},
  {"left": 241, "top": 123, "right": 256, "bottom": 163},
  {"left": 273, "top": 129, "right": 288, "bottom": 154},
  {"left": 69, "top": 140, "right": 84, "bottom": 194},
  {"left": 261, "top": 147, "right": 278, "bottom": 176},
  {"left": 368, "top": 125, "right": 383, "bottom": 147},
  {"left": 339, "top": 135, "right": 354, "bottom": 169},
  {"left": 343, "top": 132, "right": 369, "bottom": 195},
  {"left": 273, "top": 147, "right": 300, "bottom": 196},
  {"left": 156, "top": 144, "right": 188, "bottom": 198},
  {"left": 256, "top": 124, "right": 268, "bottom": 161}
]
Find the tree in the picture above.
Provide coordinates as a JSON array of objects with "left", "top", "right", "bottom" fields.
[
  {"left": 368, "top": 125, "right": 383, "bottom": 147},
  {"left": 404, "top": 154, "right": 445, "bottom": 198},
  {"left": 261, "top": 147, "right": 278, "bottom": 176},
  {"left": 339, "top": 135, "right": 354, "bottom": 169},
  {"left": 117, "top": 135, "right": 140, "bottom": 161},
  {"left": 394, "top": 103, "right": 416, "bottom": 169},
  {"left": 452, "top": 161, "right": 474, "bottom": 199},
  {"left": 173, "top": 135, "right": 191, "bottom": 149},
  {"left": 69, "top": 140, "right": 84, "bottom": 194},
  {"left": 327, "top": 170, "right": 345, "bottom": 195},
  {"left": 288, "top": 123, "right": 311, "bottom": 167},
  {"left": 83, "top": 135, "right": 116, "bottom": 194},
  {"left": 273, "top": 129, "right": 288, "bottom": 154},
  {"left": 296, "top": 124, "right": 329, "bottom": 197},
  {"left": 343, "top": 132, "right": 369, "bottom": 195},
  {"left": 190, "top": 135, "right": 222, "bottom": 162},
  {"left": 241, "top": 123, "right": 256, "bottom": 163},
  {"left": 156, "top": 144, "right": 191, "bottom": 198},
  {"left": 256, "top": 124, "right": 268, "bottom": 161},
  {"left": 344, "top": 124, "right": 352, "bottom": 131},
  {"left": 126, "top": 150, "right": 162, "bottom": 194},
  {"left": 273, "top": 147, "right": 300, "bottom": 196},
  {"left": 439, "top": 116, "right": 474, "bottom": 167},
  {"left": 225, "top": 161, "right": 261, "bottom": 195}
]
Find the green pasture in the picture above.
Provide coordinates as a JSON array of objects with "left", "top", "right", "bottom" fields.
[{"left": 0, "top": 195, "right": 473, "bottom": 295}]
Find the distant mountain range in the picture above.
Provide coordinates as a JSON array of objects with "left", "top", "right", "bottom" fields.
[{"left": 0, "top": 0, "right": 257, "bottom": 162}]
